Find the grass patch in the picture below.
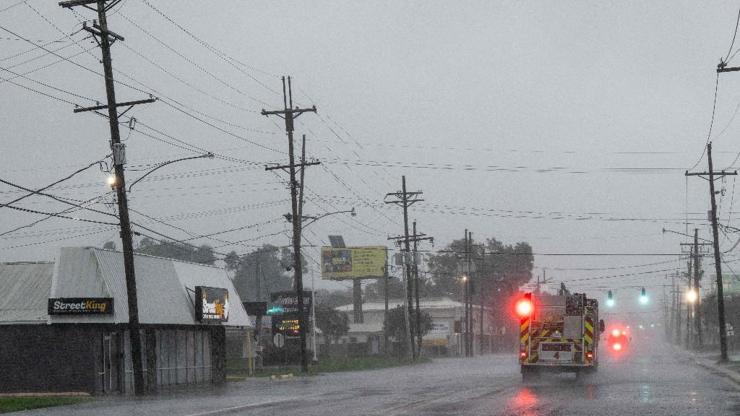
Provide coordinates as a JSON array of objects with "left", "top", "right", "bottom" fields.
[{"left": 0, "top": 396, "right": 90, "bottom": 413}]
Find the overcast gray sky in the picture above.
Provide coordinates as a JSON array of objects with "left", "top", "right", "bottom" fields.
[{"left": 2, "top": 1, "right": 740, "bottom": 313}]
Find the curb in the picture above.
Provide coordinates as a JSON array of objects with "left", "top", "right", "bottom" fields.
[
  {"left": 694, "top": 359, "right": 740, "bottom": 387},
  {"left": 0, "top": 392, "right": 90, "bottom": 397}
]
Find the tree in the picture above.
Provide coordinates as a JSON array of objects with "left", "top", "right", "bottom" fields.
[
  {"left": 135, "top": 237, "right": 216, "bottom": 265},
  {"left": 384, "top": 305, "right": 432, "bottom": 355},
  {"left": 224, "top": 251, "right": 240, "bottom": 272},
  {"left": 314, "top": 305, "right": 349, "bottom": 344},
  {"left": 363, "top": 277, "right": 406, "bottom": 301},
  {"left": 314, "top": 288, "right": 353, "bottom": 309},
  {"left": 231, "top": 245, "right": 293, "bottom": 302},
  {"left": 426, "top": 236, "right": 533, "bottom": 350}
]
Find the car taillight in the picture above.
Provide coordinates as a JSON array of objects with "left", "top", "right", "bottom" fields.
[
  {"left": 611, "top": 329, "right": 620, "bottom": 337},
  {"left": 613, "top": 343, "right": 622, "bottom": 351},
  {"left": 520, "top": 351, "right": 527, "bottom": 358},
  {"left": 586, "top": 352, "right": 593, "bottom": 359}
]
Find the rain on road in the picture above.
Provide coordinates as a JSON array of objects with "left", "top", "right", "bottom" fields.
[{"left": 19, "top": 338, "right": 740, "bottom": 416}]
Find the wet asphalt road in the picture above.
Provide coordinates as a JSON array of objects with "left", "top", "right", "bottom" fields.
[{"left": 20, "top": 340, "right": 740, "bottom": 416}]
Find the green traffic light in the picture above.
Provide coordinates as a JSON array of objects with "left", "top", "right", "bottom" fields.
[
  {"left": 639, "top": 287, "right": 648, "bottom": 305},
  {"left": 266, "top": 306, "right": 284, "bottom": 315},
  {"left": 606, "top": 290, "right": 614, "bottom": 307}
]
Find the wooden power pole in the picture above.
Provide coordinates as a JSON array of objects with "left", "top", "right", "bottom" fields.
[
  {"left": 262, "top": 76, "right": 318, "bottom": 373},
  {"left": 686, "top": 142, "right": 736, "bottom": 362},
  {"left": 59, "top": 0, "right": 156, "bottom": 395},
  {"left": 385, "top": 177, "right": 424, "bottom": 359}
]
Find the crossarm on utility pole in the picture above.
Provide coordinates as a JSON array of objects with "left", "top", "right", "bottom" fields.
[{"left": 74, "top": 97, "right": 157, "bottom": 113}]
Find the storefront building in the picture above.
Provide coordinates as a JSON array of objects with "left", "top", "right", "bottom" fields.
[{"left": 0, "top": 247, "right": 250, "bottom": 394}]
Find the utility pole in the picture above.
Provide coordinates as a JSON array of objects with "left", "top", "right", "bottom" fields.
[
  {"left": 686, "top": 251, "right": 693, "bottom": 349},
  {"left": 676, "top": 280, "right": 683, "bottom": 345},
  {"left": 385, "top": 176, "right": 424, "bottom": 360},
  {"left": 413, "top": 221, "right": 421, "bottom": 354},
  {"left": 670, "top": 275, "right": 676, "bottom": 342},
  {"left": 478, "top": 248, "right": 486, "bottom": 354},
  {"left": 686, "top": 142, "right": 735, "bottom": 362},
  {"left": 693, "top": 228, "right": 703, "bottom": 349},
  {"left": 262, "top": 76, "right": 318, "bottom": 373},
  {"left": 59, "top": 0, "right": 156, "bottom": 396},
  {"left": 460, "top": 230, "right": 476, "bottom": 357},
  {"left": 468, "top": 231, "right": 475, "bottom": 357},
  {"left": 463, "top": 229, "right": 470, "bottom": 357},
  {"left": 407, "top": 221, "right": 433, "bottom": 355},
  {"left": 383, "top": 248, "right": 389, "bottom": 355}
]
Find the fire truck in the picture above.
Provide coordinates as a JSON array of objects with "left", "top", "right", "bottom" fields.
[{"left": 516, "top": 291, "right": 604, "bottom": 380}]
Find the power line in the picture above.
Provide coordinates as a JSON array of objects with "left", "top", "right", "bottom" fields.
[
  {"left": 117, "top": 10, "right": 271, "bottom": 108},
  {"left": 688, "top": 74, "right": 720, "bottom": 171},
  {"left": 0, "top": 177, "right": 118, "bottom": 220},
  {"left": 0, "top": 193, "right": 113, "bottom": 238},
  {"left": 140, "top": 0, "right": 279, "bottom": 91},
  {"left": 725, "top": 8, "right": 740, "bottom": 63},
  {"left": 3, "top": 204, "right": 118, "bottom": 226},
  {"left": 0, "top": 155, "right": 108, "bottom": 208},
  {"left": 0, "top": 228, "right": 115, "bottom": 251}
]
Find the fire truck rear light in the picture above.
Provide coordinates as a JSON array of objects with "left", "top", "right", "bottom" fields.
[
  {"left": 611, "top": 329, "right": 620, "bottom": 337},
  {"left": 516, "top": 299, "right": 533, "bottom": 317},
  {"left": 613, "top": 343, "right": 622, "bottom": 351}
]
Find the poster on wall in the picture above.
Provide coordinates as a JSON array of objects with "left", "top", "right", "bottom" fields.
[
  {"left": 195, "top": 286, "right": 229, "bottom": 322},
  {"left": 320, "top": 246, "right": 387, "bottom": 280}
]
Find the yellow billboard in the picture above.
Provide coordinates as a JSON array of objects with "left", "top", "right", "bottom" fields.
[{"left": 321, "top": 246, "right": 387, "bottom": 280}]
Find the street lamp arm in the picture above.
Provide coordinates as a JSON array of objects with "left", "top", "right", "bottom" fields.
[
  {"left": 128, "top": 153, "right": 214, "bottom": 192},
  {"left": 287, "top": 207, "right": 356, "bottom": 228},
  {"left": 662, "top": 227, "right": 713, "bottom": 243}
]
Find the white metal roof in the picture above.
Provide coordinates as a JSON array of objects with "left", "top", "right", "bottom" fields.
[
  {"left": 347, "top": 322, "right": 383, "bottom": 333},
  {"left": 336, "top": 297, "right": 465, "bottom": 313},
  {"left": 47, "top": 247, "right": 250, "bottom": 327},
  {"left": 0, "top": 262, "right": 53, "bottom": 324}
]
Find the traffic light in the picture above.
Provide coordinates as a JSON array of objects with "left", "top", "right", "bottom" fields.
[
  {"left": 639, "top": 287, "right": 649, "bottom": 305},
  {"left": 606, "top": 290, "right": 615, "bottom": 308},
  {"left": 266, "top": 305, "right": 285, "bottom": 315}
]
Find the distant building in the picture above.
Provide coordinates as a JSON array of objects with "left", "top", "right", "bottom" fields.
[
  {"left": 0, "top": 247, "right": 251, "bottom": 395},
  {"left": 334, "top": 297, "right": 498, "bottom": 356}
]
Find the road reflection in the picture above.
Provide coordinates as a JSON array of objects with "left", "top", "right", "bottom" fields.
[{"left": 509, "top": 387, "right": 538, "bottom": 415}]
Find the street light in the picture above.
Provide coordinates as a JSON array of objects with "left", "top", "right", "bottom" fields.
[
  {"left": 106, "top": 174, "right": 118, "bottom": 188},
  {"left": 285, "top": 207, "right": 356, "bottom": 228},
  {"left": 685, "top": 288, "right": 698, "bottom": 304}
]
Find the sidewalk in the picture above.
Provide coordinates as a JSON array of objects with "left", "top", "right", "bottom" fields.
[{"left": 690, "top": 351, "right": 740, "bottom": 385}]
